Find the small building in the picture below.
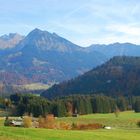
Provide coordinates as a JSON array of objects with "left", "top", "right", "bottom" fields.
[{"left": 11, "top": 120, "right": 23, "bottom": 127}]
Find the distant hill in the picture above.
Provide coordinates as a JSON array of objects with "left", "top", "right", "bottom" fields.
[
  {"left": 42, "top": 56, "right": 140, "bottom": 98},
  {"left": 88, "top": 43, "right": 140, "bottom": 57}
]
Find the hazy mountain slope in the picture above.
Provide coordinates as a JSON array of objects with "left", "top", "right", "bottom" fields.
[
  {"left": 88, "top": 43, "right": 140, "bottom": 58},
  {"left": 0, "top": 29, "right": 106, "bottom": 84}
]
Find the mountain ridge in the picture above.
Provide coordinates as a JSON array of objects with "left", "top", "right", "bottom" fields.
[
  {"left": 88, "top": 43, "right": 140, "bottom": 57},
  {"left": 0, "top": 28, "right": 106, "bottom": 85}
]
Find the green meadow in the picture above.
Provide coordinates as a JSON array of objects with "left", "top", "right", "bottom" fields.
[
  {"left": 58, "top": 111, "right": 140, "bottom": 128},
  {"left": 0, "top": 111, "right": 140, "bottom": 140}
]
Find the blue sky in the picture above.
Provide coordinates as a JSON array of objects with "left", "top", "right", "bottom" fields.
[{"left": 0, "top": 0, "right": 140, "bottom": 46}]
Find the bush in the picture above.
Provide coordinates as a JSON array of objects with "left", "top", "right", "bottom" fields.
[
  {"left": 38, "top": 114, "right": 72, "bottom": 130},
  {"left": 38, "top": 114, "right": 56, "bottom": 129},
  {"left": 72, "top": 122, "right": 77, "bottom": 129},
  {"left": 72, "top": 123, "right": 103, "bottom": 130},
  {"left": 23, "top": 116, "right": 32, "bottom": 128},
  {"left": 4, "top": 116, "right": 11, "bottom": 126},
  {"left": 38, "top": 116, "right": 45, "bottom": 128},
  {"left": 114, "top": 107, "right": 120, "bottom": 118},
  {"left": 58, "top": 122, "right": 72, "bottom": 130}
]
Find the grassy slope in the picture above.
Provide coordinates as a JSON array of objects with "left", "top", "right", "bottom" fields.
[
  {"left": 16, "top": 83, "right": 51, "bottom": 90},
  {"left": 0, "top": 111, "right": 140, "bottom": 140}
]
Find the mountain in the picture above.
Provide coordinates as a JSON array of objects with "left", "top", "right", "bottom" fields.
[
  {"left": 88, "top": 43, "right": 140, "bottom": 58},
  {"left": 41, "top": 56, "right": 140, "bottom": 99},
  {"left": 18, "top": 28, "right": 82, "bottom": 52},
  {"left": 0, "top": 28, "right": 106, "bottom": 85},
  {"left": 1, "top": 28, "right": 140, "bottom": 87},
  {"left": 0, "top": 33, "right": 24, "bottom": 49}
]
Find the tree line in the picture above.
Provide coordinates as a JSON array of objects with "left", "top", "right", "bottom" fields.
[{"left": 0, "top": 94, "right": 140, "bottom": 117}]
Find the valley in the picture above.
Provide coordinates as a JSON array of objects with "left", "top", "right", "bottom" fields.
[{"left": 1, "top": 0, "right": 140, "bottom": 140}]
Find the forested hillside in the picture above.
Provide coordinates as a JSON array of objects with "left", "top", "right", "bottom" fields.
[{"left": 42, "top": 56, "right": 140, "bottom": 98}]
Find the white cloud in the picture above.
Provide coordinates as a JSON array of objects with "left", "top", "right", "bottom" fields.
[{"left": 106, "top": 23, "right": 140, "bottom": 36}]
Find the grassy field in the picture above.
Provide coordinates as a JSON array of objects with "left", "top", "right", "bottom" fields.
[
  {"left": 58, "top": 111, "right": 140, "bottom": 129},
  {"left": 14, "top": 83, "right": 51, "bottom": 91},
  {"left": 0, "top": 111, "right": 140, "bottom": 140}
]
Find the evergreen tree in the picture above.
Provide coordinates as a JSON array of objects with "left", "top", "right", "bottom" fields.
[
  {"left": 117, "top": 97, "right": 127, "bottom": 111},
  {"left": 134, "top": 99, "right": 140, "bottom": 112}
]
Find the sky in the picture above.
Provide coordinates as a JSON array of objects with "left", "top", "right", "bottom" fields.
[{"left": 0, "top": 0, "right": 140, "bottom": 46}]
